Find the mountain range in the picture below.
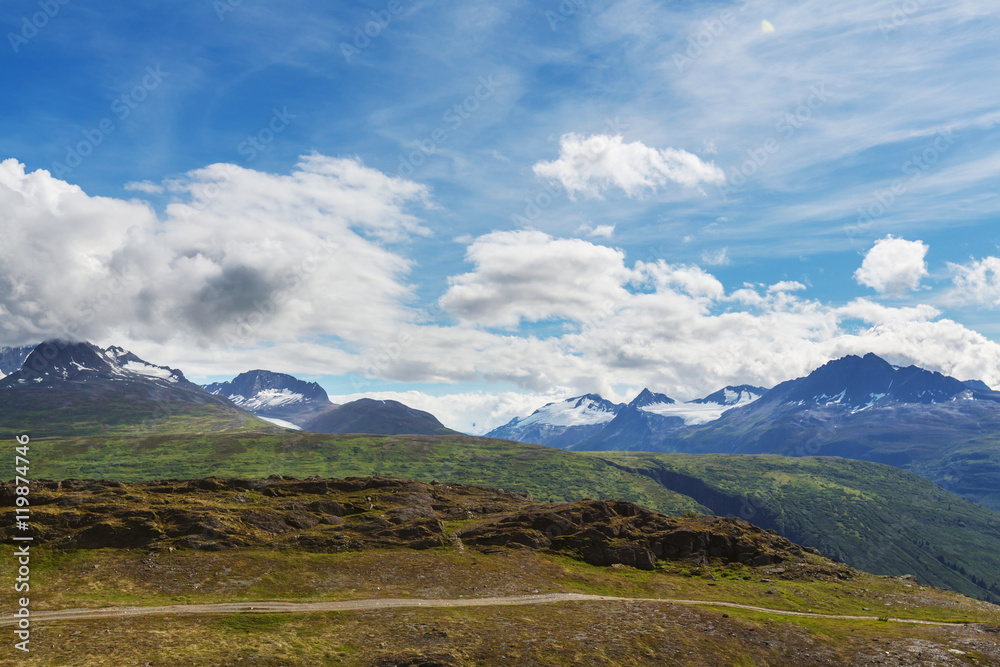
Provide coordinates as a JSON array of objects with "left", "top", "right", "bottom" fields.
[
  {"left": 0, "top": 340, "right": 456, "bottom": 438},
  {"left": 5, "top": 339, "right": 1000, "bottom": 602},
  {"left": 202, "top": 368, "right": 455, "bottom": 436},
  {"left": 491, "top": 353, "right": 1000, "bottom": 511},
  {"left": 664, "top": 353, "right": 1000, "bottom": 511},
  {"left": 486, "top": 384, "right": 766, "bottom": 450}
]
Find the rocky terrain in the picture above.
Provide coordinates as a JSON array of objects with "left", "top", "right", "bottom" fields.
[
  {"left": 4, "top": 475, "right": 1000, "bottom": 665},
  {"left": 2, "top": 475, "right": 830, "bottom": 576}
]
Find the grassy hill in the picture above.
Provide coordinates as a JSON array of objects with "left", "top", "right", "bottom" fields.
[
  {"left": 22, "top": 431, "right": 1000, "bottom": 602},
  {"left": 0, "top": 384, "right": 278, "bottom": 438},
  {"left": 595, "top": 452, "right": 1000, "bottom": 602},
  {"left": 670, "top": 399, "right": 1000, "bottom": 513},
  {"left": 3, "top": 474, "right": 1000, "bottom": 666},
  {"left": 25, "top": 432, "right": 707, "bottom": 517}
]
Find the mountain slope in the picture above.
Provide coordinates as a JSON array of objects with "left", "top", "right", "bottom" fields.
[
  {"left": 690, "top": 384, "right": 767, "bottom": 406},
  {"left": 570, "top": 389, "right": 686, "bottom": 451},
  {"left": 0, "top": 344, "right": 34, "bottom": 377},
  {"left": 24, "top": 429, "right": 1000, "bottom": 602},
  {"left": 661, "top": 354, "right": 1000, "bottom": 511},
  {"left": 484, "top": 394, "right": 624, "bottom": 447},
  {"left": 204, "top": 369, "right": 338, "bottom": 429},
  {"left": 301, "top": 398, "right": 459, "bottom": 436},
  {"left": 0, "top": 340, "right": 275, "bottom": 437},
  {"left": 597, "top": 452, "right": 1000, "bottom": 602}
]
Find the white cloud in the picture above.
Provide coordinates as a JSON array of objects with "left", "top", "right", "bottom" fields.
[
  {"left": 576, "top": 222, "right": 615, "bottom": 239},
  {"left": 837, "top": 298, "right": 940, "bottom": 325},
  {"left": 947, "top": 256, "right": 1000, "bottom": 308},
  {"left": 854, "top": 236, "right": 929, "bottom": 295},
  {"left": 326, "top": 389, "right": 573, "bottom": 435},
  {"left": 767, "top": 281, "right": 807, "bottom": 294},
  {"left": 0, "top": 155, "right": 430, "bottom": 348},
  {"left": 532, "top": 133, "right": 724, "bottom": 200},
  {"left": 701, "top": 247, "right": 730, "bottom": 266},
  {"left": 8, "top": 158, "right": 1000, "bottom": 426},
  {"left": 124, "top": 180, "right": 165, "bottom": 194},
  {"left": 439, "top": 230, "right": 632, "bottom": 327}
]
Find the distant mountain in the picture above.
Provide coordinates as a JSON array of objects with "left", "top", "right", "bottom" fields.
[
  {"left": 659, "top": 353, "right": 1000, "bottom": 511},
  {"left": 0, "top": 344, "right": 35, "bottom": 377},
  {"left": 963, "top": 379, "right": 993, "bottom": 392},
  {"left": 204, "top": 370, "right": 338, "bottom": 429},
  {"left": 0, "top": 340, "right": 272, "bottom": 438},
  {"left": 484, "top": 394, "right": 624, "bottom": 448},
  {"left": 494, "top": 385, "right": 767, "bottom": 452},
  {"left": 757, "top": 352, "right": 985, "bottom": 409},
  {"left": 690, "top": 384, "right": 767, "bottom": 406},
  {"left": 570, "top": 389, "right": 687, "bottom": 451},
  {"left": 301, "top": 398, "right": 458, "bottom": 436}
]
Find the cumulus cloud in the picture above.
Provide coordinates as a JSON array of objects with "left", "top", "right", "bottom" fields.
[
  {"left": 7, "top": 157, "right": 1000, "bottom": 425},
  {"left": 439, "top": 230, "right": 633, "bottom": 327},
  {"left": 837, "top": 298, "right": 940, "bottom": 324},
  {"left": 0, "top": 155, "right": 430, "bottom": 348},
  {"left": 947, "top": 256, "right": 1000, "bottom": 308},
  {"left": 532, "top": 133, "right": 724, "bottom": 200},
  {"left": 854, "top": 236, "right": 929, "bottom": 295}
]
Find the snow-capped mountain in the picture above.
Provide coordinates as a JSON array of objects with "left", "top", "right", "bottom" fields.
[
  {"left": 494, "top": 386, "right": 769, "bottom": 451},
  {"left": 0, "top": 340, "right": 261, "bottom": 437},
  {"left": 761, "top": 352, "right": 984, "bottom": 410},
  {"left": 204, "top": 369, "right": 458, "bottom": 435},
  {"left": 651, "top": 354, "right": 1000, "bottom": 511},
  {"left": 569, "top": 389, "right": 687, "bottom": 451},
  {"left": 204, "top": 370, "right": 337, "bottom": 429},
  {"left": 641, "top": 384, "right": 768, "bottom": 426},
  {"left": 691, "top": 384, "right": 767, "bottom": 406},
  {"left": 1, "top": 340, "right": 189, "bottom": 389},
  {"left": 484, "top": 394, "right": 625, "bottom": 448}
]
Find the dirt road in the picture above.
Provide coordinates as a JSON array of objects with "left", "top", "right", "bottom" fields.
[{"left": 1, "top": 593, "right": 970, "bottom": 627}]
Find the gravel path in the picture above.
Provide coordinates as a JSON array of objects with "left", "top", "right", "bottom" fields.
[{"left": 2, "top": 593, "right": 971, "bottom": 627}]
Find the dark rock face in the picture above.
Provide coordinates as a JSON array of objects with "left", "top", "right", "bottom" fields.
[
  {"left": 0, "top": 476, "right": 836, "bottom": 577},
  {"left": 457, "top": 500, "right": 810, "bottom": 571}
]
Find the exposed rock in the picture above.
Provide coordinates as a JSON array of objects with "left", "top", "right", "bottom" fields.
[
  {"left": 0, "top": 476, "right": 843, "bottom": 576},
  {"left": 457, "top": 500, "right": 814, "bottom": 570}
]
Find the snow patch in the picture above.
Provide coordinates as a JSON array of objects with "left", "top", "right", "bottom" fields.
[
  {"left": 123, "top": 361, "right": 178, "bottom": 382},
  {"left": 520, "top": 397, "right": 618, "bottom": 427},
  {"left": 234, "top": 388, "right": 306, "bottom": 411},
  {"left": 259, "top": 416, "right": 302, "bottom": 430},
  {"left": 642, "top": 391, "right": 760, "bottom": 424}
]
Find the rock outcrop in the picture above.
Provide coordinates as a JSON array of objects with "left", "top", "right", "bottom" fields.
[{"left": 0, "top": 476, "right": 842, "bottom": 577}]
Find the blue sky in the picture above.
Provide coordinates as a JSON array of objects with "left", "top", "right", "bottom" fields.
[{"left": 2, "top": 0, "right": 1000, "bottom": 432}]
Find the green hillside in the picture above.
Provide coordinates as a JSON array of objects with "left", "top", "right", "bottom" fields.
[
  {"left": 25, "top": 432, "right": 706, "bottom": 517},
  {"left": 597, "top": 452, "right": 1000, "bottom": 602},
  {"left": 19, "top": 431, "right": 1000, "bottom": 602},
  {"left": 0, "top": 386, "right": 278, "bottom": 438}
]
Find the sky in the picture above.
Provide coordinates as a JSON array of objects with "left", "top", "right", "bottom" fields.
[{"left": 1, "top": 0, "right": 1000, "bottom": 433}]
